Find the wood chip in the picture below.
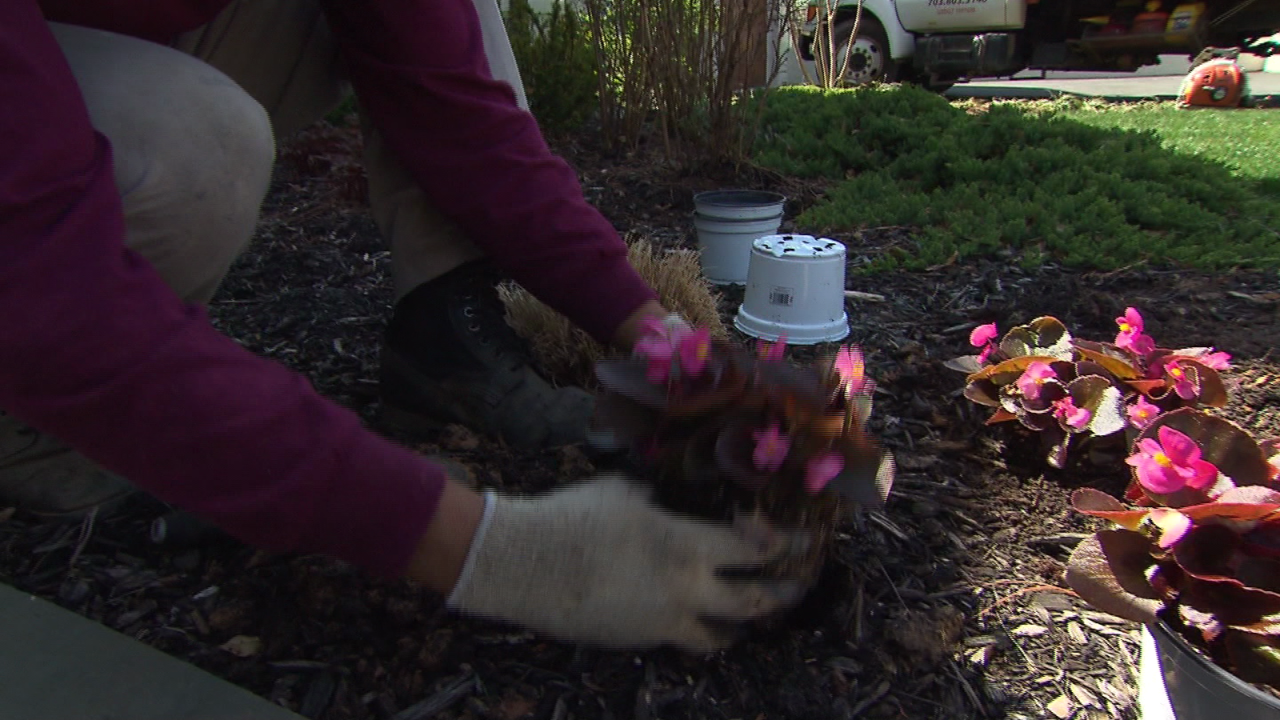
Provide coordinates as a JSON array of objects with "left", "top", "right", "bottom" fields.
[
  {"left": 1032, "top": 592, "right": 1075, "bottom": 613},
  {"left": 1046, "top": 694, "right": 1073, "bottom": 719},
  {"left": 967, "top": 645, "right": 995, "bottom": 667},
  {"left": 1079, "top": 617, "right": 1126, "bottom": 636},
  {"left": 1028, "top": 532, "right": 1091, "bottom": 550},
  {"left": 843, "top": 290, "right": 886, "bottom": 302},
  {"left": 1070, "top": 683, "right": 1099, "bottom": 708},
  {"left": 1067, "top": 620, "right": 1088, "bottom": 645},
  {"left": 1081, "top": 610, "right": 1131, "bottom": 625},
  {"left": 219, "top": 635, "right": 262, "bottom": 657},
  {"left": 1012, "top": 624, "right": 1049, "bottom": 638}
]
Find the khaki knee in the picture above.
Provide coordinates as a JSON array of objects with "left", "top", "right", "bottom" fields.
[{"left": 51, "top": 23, "right": 276, "bottom": 304}]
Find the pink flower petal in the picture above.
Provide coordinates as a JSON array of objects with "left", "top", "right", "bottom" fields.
[
  {"left": 1148, "top": 508, "right": 1192, "bottom": 549},
  {"left": 1127, "top": 427, "right": 1220, "bottom": 495},
  {"left": 1200, "top": 351, "right": 1232, "bottom": 370},
  {"left": 677, "top": 328, "right": 712, "bottom": 378},
  {"left": 1157, "top": 426, "right": 1202, "bottom": 466},
  {"left": 804, "top": 452, "right": 844, "bottom": 494},
  {"left": 1184, "top": 459, "right": 1218, "bottom": 491},
  {"left": 751, "top": 423, "right": 790, "bottom": 473},
  {"left": 1016, "top": 361, "right": 1057, "bottom": 400},
  {"left": 1127, "top": 396, "right": 1160, "bottom": 430},
  {"left": 834, "top": 346, "right": 866, "bottom": 394},
  {"left": 969, "top": 323, "right": 998, "bottom": 348},
  {"left": 758, "top": 337, "right": 787, "bottom": 363},
  {"left": 635, "top": 338, "right": 676, "bottom": 383},
  {"left": 1117, "top": 307, "right": 1144, "bottom": 335}
]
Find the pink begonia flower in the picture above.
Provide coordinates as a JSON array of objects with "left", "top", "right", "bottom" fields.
[
  {"left": 1148, "top": 508, "right": 1192, "bottom": 549},
  {"left": 969, "top": 323, "right": 998, "bottom": 348},
  {"left": 1015, "top": 361, "right": 1057, "bottom": 402},
  {"left": 1164, "top": 360, "right": 1197, "bottom": 400},
  {"left": 1127, "top": 396, "right": 1161, "bottom": 430},
  {"left": 677, "top": 327, "right": 713, "bottom": 378},
  {"left": 634, "top": 336, "right": 676, "bottom": 383},
  {"left": 1198, "top": 351, "right": 1232, "bottom": 371},
  {"left": 1053, "top": 396, "right": 1092, "bottom": 430},
  {"left": 634, "top": 315, "right": 693, "bottom": 383},
  {"left": 833, "top": 345, "right": 867, "bottom": 395},
  {"left": 969, "top": 322, "right": 999, "bottom": 364},
  {"left": 751, "top": 422, "right": 790, "bottom": 473},
  {"left": 758, "top": 336, "right": 787, "bottom": 363},
  {"left": 804, "top": 452, "right": 844, "bottom": 494},
  {"left": 1125, "top": 425, "right": 1218, "bottom": 495},
  {"left": 1115, "top": 307, "right": 1156, "bottom": 355}
]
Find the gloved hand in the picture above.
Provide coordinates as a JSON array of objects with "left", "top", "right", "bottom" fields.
[
  {"left": 446, "top": 473, "right": 805, "bottom": 652},
  {"left": 649, "top": 311, "right": 693, "bottom": 339}
]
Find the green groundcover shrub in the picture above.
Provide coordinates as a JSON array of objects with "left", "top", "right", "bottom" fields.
[
  {"left": 506, "top": 0, "right": 598, "bottom": 136},
  {"left": 753, "top": 85, "right": 1280, "bottom": 271}
]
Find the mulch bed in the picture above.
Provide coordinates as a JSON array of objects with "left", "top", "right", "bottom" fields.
[{"left": 3, "top": 118, "right": 1279, "bottom": 720}]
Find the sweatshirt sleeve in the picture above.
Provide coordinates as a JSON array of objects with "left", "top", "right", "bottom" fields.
[
  {"left": 319, "top": 0, "right": 659, "bottom": 344},
  {"left": 0, "top": 3, "right": 445, "bottom": 580}
]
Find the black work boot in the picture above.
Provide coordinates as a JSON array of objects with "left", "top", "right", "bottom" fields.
[
  {"left": 378, "top": 260, "right": 595, "bottom": 449},
  {"left": 0, "top": 410, "right": 135, "bottom": 518}
]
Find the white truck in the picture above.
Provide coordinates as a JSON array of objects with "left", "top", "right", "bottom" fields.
[{"left": 797, "top": 0, "right": 1280, "bottom": 89}]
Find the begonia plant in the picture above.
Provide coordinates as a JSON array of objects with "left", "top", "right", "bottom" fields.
[
  {"left": 945, "top": 308, "right": 1232, "bottom": 468},
  {"left": 589, "top": 317, "right": 895, "bottom": 577},
  {"left": 1064, "top": 407, "right": 1280, "bottom": 692},
  {"left": 950, "top": 306, "right": 1280, "bottom": 690}
]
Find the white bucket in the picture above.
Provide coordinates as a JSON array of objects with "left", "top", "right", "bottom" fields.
[
  {"left": 694, "top": 213, "right": 784, "bottom": 285},
  {"left": 693, "top": 190, "right": 787, "bottom": 285},
  {"left": 734, "top": 234, "right": 850, "bottom": 345}
]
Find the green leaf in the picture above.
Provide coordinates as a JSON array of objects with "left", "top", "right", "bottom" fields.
[
  {"left": 1066, "top": 375, "right": 1127, "bottom": 436},
  {"left": 1065, "top": 532, "right": 1162, "bottom": 623},
  {"left": 1071, "top": 488, "right": 1150, "bottom": 530},
  {"left": 1000, "top": 317, "right": 1074, "bottom": 360}
]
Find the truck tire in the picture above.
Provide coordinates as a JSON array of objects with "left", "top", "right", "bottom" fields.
[{"left": 811, "top": 15, "right": 898, "bottom": 87}]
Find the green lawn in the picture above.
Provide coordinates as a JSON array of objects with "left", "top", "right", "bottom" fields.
[
  {"left": 751, "top": 85, "right": 1280, "bottom": 272},
  {"left": 1062, "top": 101, "right": 1280, "bottom": 183}
]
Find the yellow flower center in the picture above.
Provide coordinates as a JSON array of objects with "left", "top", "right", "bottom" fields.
[
  {"left": 696, "top": 339, "right": 709, "bottom": 361},
  {"left": 1169, "top": 367, "right": 1184, "bottom": 380},
  {"left": 1118, "top": 322, "right": 1132, "bottom": 333},
  {"left": 1153, "top": 451, "right": 1172, "bottom": 468}
]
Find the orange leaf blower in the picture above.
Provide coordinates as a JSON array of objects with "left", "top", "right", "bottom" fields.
[{"left": 1177, "top": 57, "right": 1249, "bottom": 109}]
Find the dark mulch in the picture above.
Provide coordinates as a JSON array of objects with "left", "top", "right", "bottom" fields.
[{"left": 3, "top": 119, "right": 1279, "bottom": 720}]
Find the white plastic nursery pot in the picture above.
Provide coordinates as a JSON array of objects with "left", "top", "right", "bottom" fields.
[
  {"left": 693, "top": 190, "right": 786, "bottom": 285},
  {"left": 1139, "top": 621, "right": 1280, "bottom": 720},
  {"left": 734, "top": 234, "right": 850, "bottom": 345}
]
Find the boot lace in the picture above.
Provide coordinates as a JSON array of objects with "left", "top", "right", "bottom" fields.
[{"left": 456, "top": 277, "right": 534, "bottom": 372}]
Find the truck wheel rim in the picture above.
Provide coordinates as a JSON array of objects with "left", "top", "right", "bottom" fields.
[{"left": 838, "top": 37, "right": 883, "bottom": 85}]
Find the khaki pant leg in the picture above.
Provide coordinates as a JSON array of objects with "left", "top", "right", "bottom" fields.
[
  {"left": 50, "top": 22, "right": 276, "bottom": 304},
  {"left": 174, "top": 0, "right": 532, "bottom": 300}
]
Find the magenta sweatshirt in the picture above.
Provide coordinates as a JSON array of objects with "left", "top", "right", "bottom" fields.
[{"left": 2, "top": 1, "right": 656, "bottom": 579}]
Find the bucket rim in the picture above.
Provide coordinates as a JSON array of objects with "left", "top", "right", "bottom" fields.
[{"left": 693, "top": 189, "right": 788, "bottom": 208}]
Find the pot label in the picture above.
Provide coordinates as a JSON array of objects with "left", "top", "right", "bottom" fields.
[{"left": 769, "top": 287, "right": 795, "bottom": 306}]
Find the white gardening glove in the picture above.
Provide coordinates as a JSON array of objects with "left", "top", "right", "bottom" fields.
[{"left": 446, "top": 473, "right": 805, "bottom": 652}]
